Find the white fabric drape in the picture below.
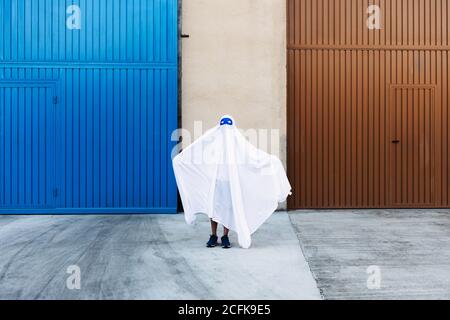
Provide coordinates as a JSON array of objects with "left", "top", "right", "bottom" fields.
[{"left": 173, "top": 116, "right": 292, "bottom": 248}]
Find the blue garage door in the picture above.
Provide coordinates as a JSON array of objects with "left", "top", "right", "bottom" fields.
[{"left": 0, "top": 0, "right": 178, "bottom": 214}]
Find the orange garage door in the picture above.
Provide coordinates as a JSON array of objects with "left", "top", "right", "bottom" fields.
[{"left": 287, "top": 0, "right": 450, "bottom": 208}]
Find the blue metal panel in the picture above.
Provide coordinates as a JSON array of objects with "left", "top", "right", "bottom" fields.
[
  {"left": 0, "top": 0, "right": 178, "bottom": 214},
  {"left": 0, "top": 80, "right": 57, "bottom": 209}
]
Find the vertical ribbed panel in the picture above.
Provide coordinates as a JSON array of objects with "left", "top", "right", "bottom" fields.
[
  {"left": 0, "top": 0, "right": 178, "bottom": 213},
  {"left": 391, "top": 86, "right": 435, "bottom": 206},
  {"left": 0, "top": 82, "right": 56, "bottom": 208},
  {"left": 288, "top": 0, "right": 450, "bottom": 48},
  {"left": 0, "top": 0, "right": 175, "bottom": 62},
  {"left": 287, "top": 0, "right": 450, "bottom": 208}
]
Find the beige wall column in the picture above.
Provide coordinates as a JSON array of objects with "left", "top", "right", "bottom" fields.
[{"left": 181, "top": 0, "right": 287, "bottom": 166}]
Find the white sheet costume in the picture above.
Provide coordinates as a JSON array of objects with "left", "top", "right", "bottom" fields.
[{"left": 172, "top": 116, "right": 292, "bottom": 248}]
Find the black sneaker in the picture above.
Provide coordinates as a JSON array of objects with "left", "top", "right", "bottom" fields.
[
  {"left": 206, "top": 235, "right": 218, "bottom": 248},
  {"left": 221, "top": 235, "right": 231, "bottom": 249}
]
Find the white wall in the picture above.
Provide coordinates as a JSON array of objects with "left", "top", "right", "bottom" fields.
[{"left": 181, "top": 0, "right": 287, "bottom": 164}]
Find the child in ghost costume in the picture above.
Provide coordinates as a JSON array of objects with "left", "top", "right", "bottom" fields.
[{"left": 172, "top": 116, "right": 292, "bottom": 249}]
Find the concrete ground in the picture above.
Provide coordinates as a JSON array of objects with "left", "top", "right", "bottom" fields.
[
  {"left": 0, "top": 212, "right": 321, "bottom": 300},
  {"left": 289, "top": 209, "right": 450, "bottom": 300}
]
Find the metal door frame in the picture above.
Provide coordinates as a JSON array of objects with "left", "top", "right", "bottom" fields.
[
  {"left": 388, "top": 84, "right": 436, "bottom": 208},
  {"left": 0, "top": 80, "right": 59, "bottom": 211}
]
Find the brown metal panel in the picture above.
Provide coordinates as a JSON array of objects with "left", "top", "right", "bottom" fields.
[
  {"left": 374, "top": 50, "right": 380, "bottom": 206},
  {"left": 379, "top": 50, "right": 387, "bottom": 205},
  {"left": 288, "top": 0, "right": 450, "bottom": 49},
  {"left": 448, "top": 53, "right": 450, "bottom": 205},
  {"left": 300, "top": 50, "right": 307, "bottom": 207},
  {"left": 323, "top": 50, "right": 330, "bottom": 207},
  {"left": 287, "top": 0, "right": 450, "bottom": 208},
  {"left": 317, "top": 50, "right": 324, "bottom": 207},
  {"left": 390, "top": 86, "right": 435, "bottom": 206},
  {"left": 328, "top": 50, "right": 335, "bottom": 206},
  {"left": 311, "top": 50, "right": 318, "bottom": 206},
  {"left": 435, "top": 51, "right": 443, "bottom": 205},
  {"left": 287, "top": 50, "right": 295, "bottom": 207},
  {"left": 351, "top": 50, "right": 358, "bottom": 205},
  {"left": 339, "top": 50, "right": 346, "bottom": 206},
  {"left": 444, "top": 51, "right": 449, "bottom": 205},
  {"left": 362, "top": 50, "right": 369, "bottom": 205},
  {"left": 334, "top": 50, "right": 341, "bottom": 206},
  {"left": 368, "top": 50, "right": 374, "bottom": 206},
  {"left": 357, "top": 50, "right": 364, "bottom": 206},
  {"left": 346, "top": 50, "right": 353, "bottom": 205}
]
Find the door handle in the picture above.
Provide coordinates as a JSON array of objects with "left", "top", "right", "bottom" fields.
[{"left": 392, "top": 140, "right": 400, "bottom": 144}]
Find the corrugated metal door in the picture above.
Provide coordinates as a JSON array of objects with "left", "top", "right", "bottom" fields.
[
  {"left": 390, "top": 86, "right": 435, "bottom": 207},
  {"left": 0, "top": 0, "right": 178, "bottom": 214},
  {"left": 0, "top": 81, "right": 57, "bottom": 209},
  {"left": 287, "top": 0, "right": 450, "bottom": 209}
]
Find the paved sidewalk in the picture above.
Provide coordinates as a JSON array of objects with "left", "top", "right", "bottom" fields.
[
  {"left": 289, "top": 209, "right": 450, "bottom": 300},
  {"left": 0, "top": 213, "right": 321, "bottom": 300}
]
